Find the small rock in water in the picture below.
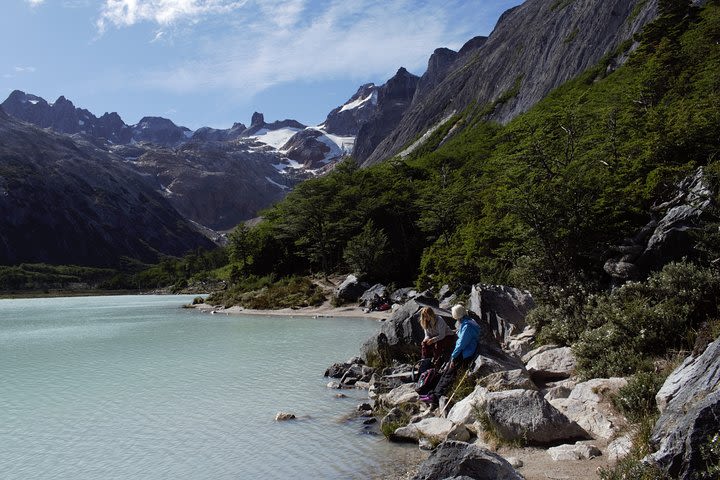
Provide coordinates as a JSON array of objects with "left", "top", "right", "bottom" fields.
[
  {"left": 357, "top": 403, "right": 373, "bottom": 412},
  {"left": 334, "top": 393, "right": 347, "bottom": 399},
  {"left": 275, "top": 412, "right": 296, "bottom": 421},
  {"left": 363, "top": 418, "right": 377, "bottom": 425},
  {"left": 327, "top": 381, "right": 341, "bottom": 389}
]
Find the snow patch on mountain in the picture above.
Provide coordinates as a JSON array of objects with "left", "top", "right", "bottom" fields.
[
  {"left": 398, "top": 112, "right": 456, "bottom": 158},
  {"left": 252, "top": 127, "right": 302, "bottom": 150},
  {"left": 339, "top": 90, "right": 378, "bottom": 113}
]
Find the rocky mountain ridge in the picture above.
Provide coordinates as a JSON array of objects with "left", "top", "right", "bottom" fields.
[
  {"left": 357, "top": 0, "right": 660, "bottom": 166},
  {"left": 0, "top": 111, "right": 214, "bottom": 266}
]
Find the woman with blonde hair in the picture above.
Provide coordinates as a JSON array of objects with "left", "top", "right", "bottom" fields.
[{"left": 419, "top": 306, "right": 455, "bottom": 366}]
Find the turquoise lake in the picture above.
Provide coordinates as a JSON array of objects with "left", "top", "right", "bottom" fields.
[{"left": 0, "top": 295, "right": 411, "bottom": 479}]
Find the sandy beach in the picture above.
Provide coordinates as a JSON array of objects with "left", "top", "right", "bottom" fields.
[{"left": 193, "top": 300, "right": 392, "bottom": 321}]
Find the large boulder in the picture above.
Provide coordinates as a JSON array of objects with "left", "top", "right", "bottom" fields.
[
  {"left": 411, "top": 441, "right": 524, "bottom": 480},
  {"left": 647, "top": 336, "right": 720, "bottom": 480},
  {"left": 483, "top": 389, "right": 589, "bottom": 445},
  {"left": 549, "top": 378, "right": 627, "bottom": 440},
  {"left": 361, "top": 299, "right": 451, "bottom": 364},
  {"left": 547, "top": 442, "right": 601, "bottom": 461},
  {"left": 605, "top": 168, "right": 714, "bottom": 283},
  {"left": 334, "top": 274, "right": 370, "bottom": 302},
  {"left": 447, "top": 386, "right": 490, "bottom": 425},
  {"left": 479, "top": 369, "right": 538, "bottom": 392},
  {"left": 394, "top": 417, "right": 471, "bottom": 444},
  {"left": 378, "top": 383, "right": 420, "bottom": 408},
  {"left": 525, "top": 346, "right": 577, "bottom": 382},
  {"left": 471, "top": 338, "right": 527, "bottom": 379},
  {"left": 358, "top": 283, "right": 387, "bottom": 307},
  {"left": 469, "top": 284, "right": 535, "bottom": 345}
]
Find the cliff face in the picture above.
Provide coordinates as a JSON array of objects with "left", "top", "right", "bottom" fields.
[
  {"left": 0, "top": 114, "right": 214, "bottom": 266},
  {"left": 359, "top": 0, "right": 658, "bottom": 166}
]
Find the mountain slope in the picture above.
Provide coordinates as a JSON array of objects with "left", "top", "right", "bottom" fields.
[
  {"left": 359, "top": 0, "right": 658, "bottom": 166},
  {"left": 0, "top": 111, "right": 214, "bottom": 266}
]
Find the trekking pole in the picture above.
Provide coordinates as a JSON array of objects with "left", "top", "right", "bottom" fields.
[{"left": 438, "top": 368, "right": 470, "bottom": 418}]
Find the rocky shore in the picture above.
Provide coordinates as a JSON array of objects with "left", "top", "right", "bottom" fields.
[{"left": 197, "top": 277, "right": 719, "bottom": 479}]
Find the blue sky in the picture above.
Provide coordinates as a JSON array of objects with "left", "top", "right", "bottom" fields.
[{"left": 2, "top": 0, "right": 523, "bottom": 130}]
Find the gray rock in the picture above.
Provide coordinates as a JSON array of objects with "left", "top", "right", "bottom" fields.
[
  {"left": 543, "top": 380, "right": 576, "bottom": 401},
  {"left": 469, "top": 284, "right": 535, "bottom": 345},
  {"left": 411, "top": 441, "right": 524, "bottom": 480},
  {"left": 379, "top": 383, "right": 420, "bottom": 408},
  {"left": 648, "top": 337, "right": 720, "bottom": 480},
  {"left": 505, "top": 457, "right": 523, "bottom": 468},
  {"left": 525, "top": 346, "right": 577, "bottom": 381},
  {"left": 479, "top": 369, "right": 537, "bottom": 392},
  {"left": 394, "top": 417, "right": 471, "bottom": 444},
  {"left": 506, "top": 326, "right": 536, "bottom": 359},
  {"left": 335, "top": 274, "right": 371, "bottom": 302},
  {"left": 390, "top": 287, "right": 416, "bottom": 303},
  {"left": 472, "top": 340, "right": 527, "bottom": 379},
  {"left": 381, "top": 407, "right": 408, "bottom": 435},
  {"left": 361, "top": 299, "right": 451, "bottom": 364},
  {"left": 483, "top": 389, "right": 589, "bottom": 445},
  {"left": 275, "top": 412, "right": 296, "bottom": 421},
  {"left": 547, "top": 442, "right": 601, "bottom": 461},
  {"left": 550, "top": 378, "right": 628, "bottom": 440},
  {"left": 447, "top": 386, "right": 489, "bottom": 425},
  {"left": 359, "top": 283, "right": 387, "bottom": 307}
]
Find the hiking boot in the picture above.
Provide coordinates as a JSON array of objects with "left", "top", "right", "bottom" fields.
[{"left": 419, "top": 394, "right": 437, "bottom": 405}]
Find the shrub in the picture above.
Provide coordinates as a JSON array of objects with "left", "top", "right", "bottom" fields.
[
  {"left": 573, "top": 262, "right": 720, "bottom": 378},
  {"left": 612, "top": 371, "right": 666, "bottom": 422}
]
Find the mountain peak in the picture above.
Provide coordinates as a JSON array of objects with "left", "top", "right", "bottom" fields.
[{"left": 251, "top": 112, "right": 265, "bottom": 127}]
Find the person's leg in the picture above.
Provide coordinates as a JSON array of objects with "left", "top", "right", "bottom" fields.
[
  {"left": 431, "top": 361, "right": 459, "bottom": 399},
  {"left": 421, "top": 341, "right": 431, "bottom": 359}
]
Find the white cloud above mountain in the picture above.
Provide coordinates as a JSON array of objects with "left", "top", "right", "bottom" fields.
[
  {"left": 112, "top": 0, "right": 489, "bottom": 99},
  {"left": 96, "top": 0, "right": 249, "bottom": 33}
]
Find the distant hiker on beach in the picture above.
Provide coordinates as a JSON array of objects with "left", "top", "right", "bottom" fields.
[{"left": 420, "top": 304, "right": 481, "bottom": 406}]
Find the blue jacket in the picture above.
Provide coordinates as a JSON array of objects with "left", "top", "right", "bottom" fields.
[{"left": 451, "top": 316, "right": 481, "bottom": 361}]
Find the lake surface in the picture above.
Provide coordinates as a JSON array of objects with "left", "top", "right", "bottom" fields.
[{"left": 0, "top": 295, "right": 411, "bottom": 479}]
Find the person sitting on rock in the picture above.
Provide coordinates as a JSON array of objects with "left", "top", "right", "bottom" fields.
[
  {"left": 420, "top": 304, "right": 481, "bottom": 406},
  {"left": 419, "top": 306, "right": 456, "bottom": 367}
]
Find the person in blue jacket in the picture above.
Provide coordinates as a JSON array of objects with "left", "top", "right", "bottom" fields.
[{"left": 420, "top": 304, "right": 481, "bottom": 406}]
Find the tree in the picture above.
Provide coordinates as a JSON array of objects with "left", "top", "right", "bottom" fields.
[
  {"left": 228, "top": 224, "right": 256, "bottom": 273},
  {"left": 343, "top": 220, "right": 389, "bottom": 280}
]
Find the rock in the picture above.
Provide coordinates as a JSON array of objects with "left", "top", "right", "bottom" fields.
[
  {"left": 390, "top": 287, "right": 416, "bottom": 303},
  {"left": 394, "top": 418, "right": 470, "bottom": 444},
  {"left": 525, "top": 346, "right": 577, "bottom": 381},
  {"left": 359, "top": 283, "right": 387, "bottom": 307},
  {"left": 335, "top": 274, "right": 370, "bottom": 302},
  {"left": 447, "top": 386, "right": 489, "bottom": 425},
  {"left": 471, "top": 340, "right": 527, "bottom": 379},
  {"left": 604, "top": 168, "right": 714, "bottom": 283},
  {"left": 324, "top": 362, "right": 348, "bottom": 378},
  {"left": 411, "top": 441, "right": 524, "bottom": 480},
  {"left": 506, "top": 326, "right": 536, "bottom": 358},
  {"left": 357, "top": 403, "right": 373, "bottom": 412},
  {"left": 323, "top": 83, "right": 379, "bottom": 136},
  {"left": 648, "top": 337, "right": 720, "bottom": 480},
  {"left": 479, "top": 369, "right": 537, "bottom": 392},
  {"left": 361, "top": 299, "right": 447, "bottom": 363},
  {"left": 250, "top": 111, "right": 264, "bottom": 127},
  {"left": 468, "top": 284, "right": 535, "bottom": 345},
  {"left": 334, "top": 393, "right": 347, "bottom": 398},
  {"left": 483, "top": 389, "right": 589, "bottom": 445},
  {"left": 326, "top": 381, "right": 341, "bottom": 389},
  {"left": 607, "top": 434, "right": 633, "bottom": 462},
  {"left": 275, "top": 412, "right": 296, "bottom": 421},
  {"left": 379, "top": 383, "right": 420, "bottom": 407},
  {"left": 549, "top": 378, "right": 627, "bottom": 440},
  {"left": 543, "top": 380, "right": 576, "bottom": 401},
  {"left": 547, "top": 442, "right": 602, "bottom": 461},
  {"left": 505, "top": 457, "right": 523, "bottom": 468},
  {"left": 522, "top": 344, "right": 559, "bottom": 364}
]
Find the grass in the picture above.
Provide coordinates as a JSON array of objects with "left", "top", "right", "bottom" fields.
[{"left": 210, "top": 276, "right": 326, "bottom": 309}]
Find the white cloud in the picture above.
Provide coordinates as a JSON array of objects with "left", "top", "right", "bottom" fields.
[
  {"left": 14, "top": 66, "right": 37, "bottom": 73},
  {"left": 97, "top": 0, "right": 249, "bottom": 33},
  {"left": 135, "top": 0, "right": 469, "bottom": 97},
  {"left": 25, "top": 0, "right": 45, "bottom": 6}
]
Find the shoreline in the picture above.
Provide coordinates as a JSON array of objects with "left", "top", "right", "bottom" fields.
[{"left": 192, "top": 301, "right": 391, "bottom": 321}]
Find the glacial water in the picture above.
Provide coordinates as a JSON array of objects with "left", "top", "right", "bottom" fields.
[{"left": 0, "top": 295, "right": 412, "bottom": 479}]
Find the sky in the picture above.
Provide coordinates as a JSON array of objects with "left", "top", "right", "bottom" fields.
[{"left": 2, "top": 0, "right": 523, "bottom": 130}]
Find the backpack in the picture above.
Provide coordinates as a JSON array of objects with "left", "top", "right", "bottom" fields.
[{"left": 415, "top": 367, "right": 439, "bottom": 395}]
